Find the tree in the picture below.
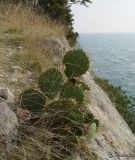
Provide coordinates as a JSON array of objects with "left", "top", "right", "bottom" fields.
[{"left": 37, "top": 0, "right": 92, "bottom": 46}]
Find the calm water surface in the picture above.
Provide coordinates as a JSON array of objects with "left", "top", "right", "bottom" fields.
[{"left": 79, "top": 33, "right": 135, "bottom": 96}]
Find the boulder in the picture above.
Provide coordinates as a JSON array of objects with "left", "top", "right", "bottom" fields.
[{"left": 0, "top": 87, "right": 18, "bottom": 156}]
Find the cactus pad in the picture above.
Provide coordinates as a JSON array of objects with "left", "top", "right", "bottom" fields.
[
  {"left": 38, "top": 68, "right": 64, "bottom": 98},
  {"left": 61, "top": 83, "right": 84, "bottom": 104},
  {"left": 20, "top": 89, "right": 46, "bottom": 114},
  {"left": 63, "top": 49, "right": 89, "bottom": 78},
  {"left": 86, "top": 123, "right": 97, "bottom": 139}
]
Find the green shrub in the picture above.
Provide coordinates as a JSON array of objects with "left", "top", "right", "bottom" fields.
[
  {"left": 38, "top": 68, "right": 64, "bottom": 98},
  {"left": 20, "top": 89, "right": 46, "bottom": 114},
  {"left": 63, "top": 49, "right": 89, "bottom": 78}
]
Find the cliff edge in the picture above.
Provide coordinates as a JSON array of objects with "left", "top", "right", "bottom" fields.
[{"left": 0, "top": 4, "right": 135, "bottom": 160}]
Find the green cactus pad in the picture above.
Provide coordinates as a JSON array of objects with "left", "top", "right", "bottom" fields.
[
  {"left": 20, "top": 89, "right": 46, "bottom": 114},
  {"left": 86, "top": 123, "right": 97, "bottom": 139},
  {"left": 38, "top": 68, "right": 64, "bottom": 98},
  {"left": 61, "top": 83, "right": 84, "bottom": 104},
  {"left": 63, "top": 49, "right": 89, "bottom": 78},
  {"left": 76, "top": 80, "right": 90, "bottom": 91}
]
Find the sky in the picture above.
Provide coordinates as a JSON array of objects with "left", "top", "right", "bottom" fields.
[{"left": 71, "top": 0, "right": 135, "bottom": 33}]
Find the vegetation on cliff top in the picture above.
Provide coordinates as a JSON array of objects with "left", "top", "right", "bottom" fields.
[{"left": 2, "top": 0, "right": 92, "bottom": 46}]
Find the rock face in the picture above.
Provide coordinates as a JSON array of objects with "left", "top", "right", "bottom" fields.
[
  {"left": 0, "top": 86, "right": 19, "bottom": 155},
  {"left": 44, "top": 37, "right": 135, "bottom": 160},
  {"left": 0, "top": 102, "right": 18, "bottom": 142},
  {"left": 82, "top": 71, "right": 135, "bottom": 160},
  {"left": 37, "top": 36, "right": 70, "bottom": 63}
]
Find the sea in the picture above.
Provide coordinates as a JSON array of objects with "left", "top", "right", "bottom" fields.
[{"left": 78, "top": 33, "right": 135, "bottom": 97}]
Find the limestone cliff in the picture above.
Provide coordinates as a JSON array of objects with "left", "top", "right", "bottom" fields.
[{"left": 1, "top": 34, "right": 135, "bottom": 159}]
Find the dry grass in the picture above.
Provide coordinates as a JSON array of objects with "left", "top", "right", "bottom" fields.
[
  {"left": 0, "top": 3, "right": 91, "bottom": 160},
  {"left": 0, "top": 3, "right": 65, "bottom": 38},
  {"left": 0, "top": 3, "right": 65, "bottom": 71}
]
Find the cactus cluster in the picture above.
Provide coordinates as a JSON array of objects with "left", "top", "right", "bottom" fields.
[{"left": 19, "top": 49, "right": 99, "bottom": 158}]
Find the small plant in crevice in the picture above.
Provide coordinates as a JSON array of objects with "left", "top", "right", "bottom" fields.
[{"left": 19, "top": 49, "right": 99, "bottom": 159}]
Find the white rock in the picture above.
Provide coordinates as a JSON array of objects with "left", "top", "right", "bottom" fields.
[{"left": 0, "top": 102, "right": 18, "bottom": 143}]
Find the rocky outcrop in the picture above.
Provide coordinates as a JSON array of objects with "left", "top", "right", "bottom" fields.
[
  {"left": 41, "top": 36, "right": 135, "bottom": 160},
  {"left": 82, "top": 71, "right": 135, "bottom": 160},
  {"left": 0, "top": 86, "right": 18, "bottom": 156}
]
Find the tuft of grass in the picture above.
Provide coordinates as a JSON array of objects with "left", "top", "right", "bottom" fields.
[
  {"left": 0, "top": 3, "right": 65, "bottom": 39},
  {"left": 4, "top": 28, "right": 23, "bottom": 34},
  {"left": 0, "top": 3, "right": 65, "bottom": 71}
]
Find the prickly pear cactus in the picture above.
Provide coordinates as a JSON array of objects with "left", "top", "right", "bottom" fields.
[
  {"left": 84, "top": 111, "right": 94, "bottom": 124},
  {"left": 20, "top": 89, "right": 46, "bottom": 114},
  {"left": 61, "top": 83, "right": 84, "bottom": 104},
  {"left": 76, "top": 80, "right": 90, "bottom": 91},
  {"left": 47, "top": 99, "right": 83, "bottom": 122},
  {"left": 86, "top": 123, "right": 97, "bottom": 139},
  {"left": 38, "top": 68, "right": 64, "bottom": 98},
  {"left": 47, "top": 99, "right": 84, "bottom": 136},
  {"left": 63, "top": 49, "right": 89, "bottom": 78},
  {"left": 93, "top": 119, "right": 99, "bottom": 128}
]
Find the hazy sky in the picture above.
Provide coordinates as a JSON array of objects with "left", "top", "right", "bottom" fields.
[{"left": 71, "top": 0, "right": 135, "bottom": 33}]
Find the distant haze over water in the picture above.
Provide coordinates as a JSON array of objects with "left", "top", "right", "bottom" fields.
[{"left": 79, "top": 33, "right": 135, "bottom": 97}]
